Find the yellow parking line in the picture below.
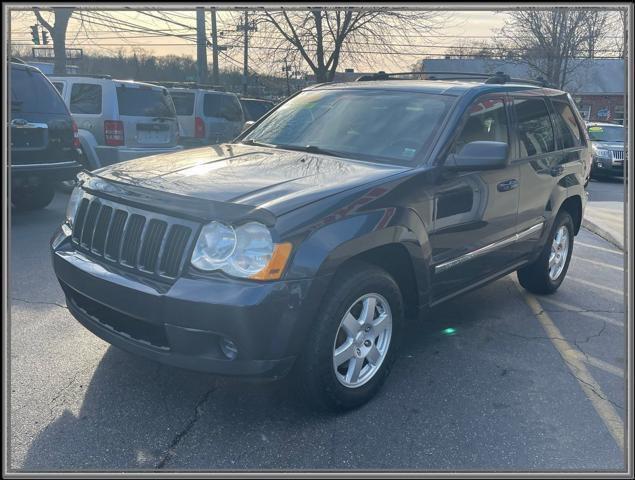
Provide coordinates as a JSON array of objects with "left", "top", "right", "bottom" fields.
[
  {"left": 567, "top": 277, "right": 624, "bottom": 296},
  {"left": 576, "top": 241, "right": 622, "bottom": 255},
  {"left": 539, "top": 297, "right": 624, "bottom": 328},
  {"left": 515, "top": 282, "right": 624, "bottom": 452},
  {"left": 573, "top": 256, "right": 624, "bottom": 272}
]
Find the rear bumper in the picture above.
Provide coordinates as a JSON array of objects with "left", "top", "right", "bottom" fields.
[
  {"left": 95, "top": 145, "right": 184, "bottom": 167},
  {"left": 11, "top": 160, "right": 83, "bottom": 183},
  {"left": 51, "top": 228, "right": 331, "bottom": 378}
]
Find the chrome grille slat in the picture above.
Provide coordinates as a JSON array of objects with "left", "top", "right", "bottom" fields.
[
  {"left": 611, "top": 150, "right": 624, "bottom": 161},
  {"left": 71, "top": 193, "right": 198, "bottom": 281}
]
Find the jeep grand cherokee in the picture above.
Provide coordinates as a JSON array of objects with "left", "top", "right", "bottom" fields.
[{"left": 51, "top": 73, "right": 590, "bottom": 411}]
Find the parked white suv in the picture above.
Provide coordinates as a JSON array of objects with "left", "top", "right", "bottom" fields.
[
  {"left": 168, "top": 86, "right": 245, "bottom": 146},
  {"left": 50, "top": 75, "right": 182, "bottom": 169}
]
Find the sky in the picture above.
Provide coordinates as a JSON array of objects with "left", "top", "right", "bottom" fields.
[{"left": 8, "top": 8, "right": 510, "bottom": 75}]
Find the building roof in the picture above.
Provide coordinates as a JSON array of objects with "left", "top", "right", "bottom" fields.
[{"left": 421, "top": 58, "right": 625, "bottom": 95}]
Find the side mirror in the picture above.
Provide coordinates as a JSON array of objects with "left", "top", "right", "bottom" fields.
[
  {"left": 446, "top": 141, "right": 509, "bottom": 171},
  {"left": 241, "top": 120, "right": 255, "bottom": 133}
]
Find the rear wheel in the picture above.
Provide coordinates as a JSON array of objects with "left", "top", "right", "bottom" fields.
[
  {"left": 12, "top": 182, "right": 55, "bottom": 211},
  {"left": 296, "top": 263, "right": 403, "bottom": 411},
  {"left": 517, "top": 211, "right": 574, "bottom": 294}
]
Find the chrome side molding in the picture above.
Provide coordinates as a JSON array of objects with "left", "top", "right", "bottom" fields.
[{"left": 435, "top": 222, "right": 544, "bottom": 274}]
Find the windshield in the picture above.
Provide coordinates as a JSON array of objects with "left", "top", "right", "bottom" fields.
[
  {"left": 588, "top": 125, "right": 624, "bottom": 143},
  {"left": 242, "top": 89, "right": 456, "bottom": 164}
]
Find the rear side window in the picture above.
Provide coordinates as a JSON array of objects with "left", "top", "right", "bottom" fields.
[
  {"left": 452, "top": 97, "right": 509, "bottom": 153},
  {"left": 11, "top": 67, "right": 68, "bottom": 115},
  {"left": 551, "top": 100, "right": 583, "bottom": 149},
  {"left": 70, "top": 83, "right": 102, "bottom": 114},
  {"left": 116, "top": 86, "right": 176, "bottom": 117},
  {"left": 52, "top": 82, "right": 64, "bottom": 94},
  {"left": 171, "top": 91, "right": 195, "bottom": 115},
  {"left": 513, "top": 98, "right": 556, "bottom": 157},
  {"left": 204, "top": 93, "right": 243, "bottom": 121}
]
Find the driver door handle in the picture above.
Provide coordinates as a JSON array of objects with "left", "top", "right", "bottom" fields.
[{"left": 497, "top": 179, "right": 519, "bottom": 192}]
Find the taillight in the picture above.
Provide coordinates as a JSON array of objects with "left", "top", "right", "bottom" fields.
[
  {"left": 71, "top": 120, "right": 81, "bottom": 148},
  {"left": 195, "top": 117, "right": 205, "bottom": 138},
  {"left": 104, "top": 120, "right": 125, "bottom": 146}
]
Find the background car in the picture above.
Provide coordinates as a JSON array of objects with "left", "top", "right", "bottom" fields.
[
  {"left": 240, "top": 97, "right": 276, "bottom": 122},
  {"left": 10, "top": 60, "right": 83, "bottom": 210},
  {"left": 587, "top": 122, "right": 625, "bottom": 181},
  {"left": 49, "top": 75, "right": 182, "bottom": 170},
  {"left": 168, "top": 86, "right": 245, "bottom": 146}
]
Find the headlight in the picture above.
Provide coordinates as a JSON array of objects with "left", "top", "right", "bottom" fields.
[
  {"left": 191, "top": 221, "right": 292, "bottom": 280},
  {"left": 592, "top": 145, "right": 610, "bottom": 158},
  {"left": 65, "top": 185, "right": 83, "bottom": 226}
]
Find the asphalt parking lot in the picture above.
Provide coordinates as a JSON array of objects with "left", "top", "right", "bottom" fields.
[{"left": 8, "top": 187, "right": 627, "bottom": 472}]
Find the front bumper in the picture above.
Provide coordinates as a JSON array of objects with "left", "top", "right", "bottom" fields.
[
  {"left": 51, "top": 228, "right": 329, "bottom": 378},
  {"left": 591, "top": 156, "right": 625, "bottom": 177},
  {"left": 95, "top": 145, "right": 184, "bottom": 167}
]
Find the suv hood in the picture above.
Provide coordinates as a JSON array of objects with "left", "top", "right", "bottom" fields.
[
  {"left": 591, "top": 141, "right": 624, "bottom": 150},
  {"left": 95, "top": 144, "right": 409, "bottom": 216}
]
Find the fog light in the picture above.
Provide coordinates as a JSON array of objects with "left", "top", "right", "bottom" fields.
[{"left": 220, "top": 337, "right": 238, "bottom": 360}]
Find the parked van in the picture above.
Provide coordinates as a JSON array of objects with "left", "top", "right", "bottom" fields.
[
  {"left": 49, "top": 75, "right": 182, "bottom": 169},
  {"left": 168, "top": 87, "right": 245, "bottom": 146}
]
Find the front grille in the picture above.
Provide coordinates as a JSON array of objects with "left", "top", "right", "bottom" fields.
[
  {"left": 611, "top": 150, "right": 624, "bottom": 161},
  {"left": 72, "top": 193, "right": 197, "bottom": 281}
]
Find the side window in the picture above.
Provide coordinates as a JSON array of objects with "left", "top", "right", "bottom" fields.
[
  {"left": 552, "top": 100, "right": 583, "bottom": 149},
  {"left": 70, "top": 83, "right": 102, "bottom": 114},
  {"left": 513, "top": 98, "right": 555, "bottom": 157},
  {"left": 52, "top": 82, "right": 64, "bottom": 94},
  {"left": 452, "top": 97, "right": 508, "bottom": 154}
]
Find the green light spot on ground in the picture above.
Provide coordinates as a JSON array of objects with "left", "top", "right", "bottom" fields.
[{"left": 441, "top": 327, "right": 457, "bottom": 336}]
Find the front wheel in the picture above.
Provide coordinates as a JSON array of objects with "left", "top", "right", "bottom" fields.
[
  {"left": 517, "top": 211, "right": 574, "bottom": 294},
  {"left": 296, "top": 263, "right": 404, "bottom": 411}
]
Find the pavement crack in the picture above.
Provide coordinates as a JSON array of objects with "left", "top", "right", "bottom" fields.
[
  {"left": 155, "top": 384, "right": 217, "bottom": 469},
  {"left": 573, "top": 322, "right": 607, "bottom": 357},
  {"left": 563, "top": 366, "right": 623, "bottom": 410},
  {"left": 11, "top": 297, "right": 68, "bottom": 310}
]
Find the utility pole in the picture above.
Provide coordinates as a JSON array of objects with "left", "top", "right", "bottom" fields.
[
  {"left": 210, "top": 7, "right": 219, "bottom": 85},
  {"left": 237, "top": 10, "right": 256, "bottom": 95},
  {"left": 196, "top": 7, "right": 207, "bottom": 84},
  {"left": 283, "top": 59, "right": 291, "bottom": 97}
]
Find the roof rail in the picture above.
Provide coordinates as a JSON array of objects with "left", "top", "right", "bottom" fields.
[
  {"left": 48, "top": 73, "right": 112, "bottom": 79},
  {"left": 148, "top": 80, "right": 226, "bottom": 91},
  {"left": 356, "top": 70, "right": 552, "bottom": 88},
  {"left": 10, "top": 57, "right": 27, "bottom": 64}
]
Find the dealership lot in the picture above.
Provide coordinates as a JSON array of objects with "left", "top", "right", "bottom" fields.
[{"left": 9, "top": 189, "right": 626, "bottom": 471}]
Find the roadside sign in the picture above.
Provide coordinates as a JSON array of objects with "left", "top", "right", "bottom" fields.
[{"left": 31, "top": 47, "right": 83, "bottom": 59}]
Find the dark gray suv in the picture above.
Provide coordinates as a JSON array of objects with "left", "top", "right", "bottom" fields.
[{"left": 51, "top": 72, "right": 590, "bottom": 411}]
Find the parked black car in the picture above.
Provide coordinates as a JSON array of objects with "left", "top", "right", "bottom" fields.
[
  {"left": 587, "top": 122, "right": 626, "bottom": 181},
  {"left": 51, "top": 73, "right": 590, "bottom": 411},
  {"left": 10, "top": 61, "right": 83, "bottom": 210},
  {"left": 240, "top": 97, "right": 275, "bottom": 122}
]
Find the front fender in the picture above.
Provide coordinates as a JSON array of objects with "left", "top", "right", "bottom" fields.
[{"left": 285, "top": 206, "right": 432, "bottom": 305}]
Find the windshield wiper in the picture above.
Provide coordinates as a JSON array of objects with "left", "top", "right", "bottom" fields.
[
  {"left": 240, "top": 139, "right": 276, "bottom": 148},
  {"left": 274, "top": 144, "right": 345, "bottom": 158}
]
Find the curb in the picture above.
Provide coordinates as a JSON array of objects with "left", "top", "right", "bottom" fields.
[{"left": 582, "top": 218, "right": 624, "bottom": 251}]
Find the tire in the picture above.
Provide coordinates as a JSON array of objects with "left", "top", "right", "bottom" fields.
[
  {"left": 517, "top": 211, "right": 574, "bottom": 294},
  {"left": 12, "top": 182, "right": 55, "bottom": 211},
  {"left": 295, "top": 262, "right": 404, "bottom": 412}
]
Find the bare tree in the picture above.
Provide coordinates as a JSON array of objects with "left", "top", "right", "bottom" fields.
[
  {"left": 444, "top": 39, "right": 500, "bottom": 59},
  {"left": 498, "top": 8, "right": 615, "bottom": 88},
  {"left": 256, "top": 7, "right": 443, "bottom": 82},
  {"left": 32, "top": 7, "right": 73, "bottom": 74}
]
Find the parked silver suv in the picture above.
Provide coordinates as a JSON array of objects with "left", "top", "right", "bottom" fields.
[
  {"left": 50, "top": 75, "right": 182, "bottom": 169},
  {"left": 168, "top": 86, "right": 245, "bottom": 146}
]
